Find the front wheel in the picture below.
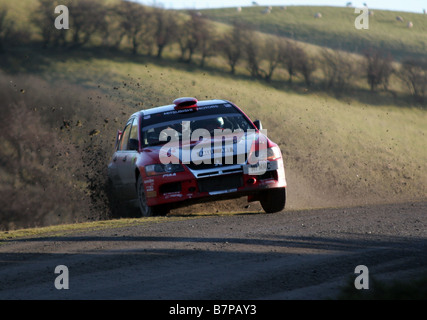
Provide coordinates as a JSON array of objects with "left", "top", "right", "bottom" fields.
[
  {"left": 137, "top": 175, "right": 169, "bottom": 217},
  {"left": 260, "top": 188, "right": 286, "bottom": 213}
]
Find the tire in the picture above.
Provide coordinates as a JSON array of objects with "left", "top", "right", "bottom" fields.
[
  {"left": 136, "top": 175, "right": 169, "bottom": 217},
  {"left": 260, "top": 188, "right": 286, "bottom": 213}
]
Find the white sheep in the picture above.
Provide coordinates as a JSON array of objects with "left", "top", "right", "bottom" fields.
[
  {"left": 407, "top": 21, "right": 413, "bottom": 28},
  {"left": 236, "top": 7, "right": 242, "bottom": 12},
  {"left": 262, "top": 8, "right": 271, "bottom": 14},
  {"left": 314, "top": 12, "right": 322, "bottom": 18}
]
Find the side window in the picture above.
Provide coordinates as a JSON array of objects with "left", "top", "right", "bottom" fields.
[
  {"left": 119, "top": 123, "right": 131, "bottom": 151},
  {"left": 129, "top": 118, "right": 139, "bottom": 141},
  {"left": 128, "top": 117, "right": 139, "bottom": 151}
]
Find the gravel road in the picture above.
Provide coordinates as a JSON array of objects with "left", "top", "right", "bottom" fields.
[{"left": 0, "top": 201, "right": 426, "bottom": 300}]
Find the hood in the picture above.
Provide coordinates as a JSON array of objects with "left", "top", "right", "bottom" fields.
[{"left": 149, "top": 130, "right": 269, "bottom": 165}]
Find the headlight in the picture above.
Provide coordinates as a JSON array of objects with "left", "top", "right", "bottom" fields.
[
  {"left": 248, "top": 146, "right": 281, "bottom": 163},
  {"left": 145, "top": 163, "right": 185, "bottom": 176},
  {"left": 266, "top": 146, "right": 282, "bottom": 161}
]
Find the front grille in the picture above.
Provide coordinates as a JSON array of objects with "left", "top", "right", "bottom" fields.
[
  {"left": 185, "top": 154, "right": 247, "bottom": 170},
  {"left": 198, "top": 174, "right": 243, "bottom": 193}
]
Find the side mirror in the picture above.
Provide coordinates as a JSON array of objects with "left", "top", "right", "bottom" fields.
[
  {"left": 253, "top": 120, "right": 263, "bottom": 130},
  {"left": 128, "top": 138, "right": 139, "bottom": 151}
]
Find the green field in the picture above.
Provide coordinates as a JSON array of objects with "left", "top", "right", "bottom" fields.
[
  {"left": 201, "top": 5, "right": 427, "bottom": 60},
  {"left": 0, "top": 2, "right": 426, "bottom": 230}
]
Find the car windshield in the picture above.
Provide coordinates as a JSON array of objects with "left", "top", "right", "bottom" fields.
[{"left": 142, "top": 114, "right": 254, "bottom": 147}]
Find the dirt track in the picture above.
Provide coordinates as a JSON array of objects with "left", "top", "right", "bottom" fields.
[{"left": 0, "top": 201, "right": 426, "bottom": 300}]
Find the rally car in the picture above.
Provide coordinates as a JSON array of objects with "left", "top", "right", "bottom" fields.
[{"left": 107, "top": 97, "right": 287, "bottom": 216}]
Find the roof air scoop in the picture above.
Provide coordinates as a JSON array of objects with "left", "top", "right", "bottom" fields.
[{"left": 173, "top": 97, "right": 198, "bottom": 110}]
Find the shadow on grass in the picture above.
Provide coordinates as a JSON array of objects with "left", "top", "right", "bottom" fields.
[{"left": 1, "top": 43, "right": 425, "bottom": 109}]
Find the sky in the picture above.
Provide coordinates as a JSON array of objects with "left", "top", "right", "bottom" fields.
[{"left": 139, "top": 0, "right": 426, "bottom": 13}]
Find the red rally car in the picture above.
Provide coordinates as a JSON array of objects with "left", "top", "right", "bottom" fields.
[{"left": 107, "top": 97, "right": 287, "bottom": 216}]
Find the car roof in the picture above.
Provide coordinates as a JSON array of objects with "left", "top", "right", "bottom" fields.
[{"left": 130, "top": 99, "right": 230, "bottom": 119}]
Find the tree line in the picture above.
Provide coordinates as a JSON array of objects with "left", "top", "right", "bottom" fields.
[{"left": 0, "top": 0, "right": 426, "bottom": 103}]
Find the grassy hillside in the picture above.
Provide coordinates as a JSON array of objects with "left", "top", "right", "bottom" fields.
[
  {"left": 201, "top": 6, "right": 427, "bottom": 60},
  {"left": 36, "top": 50, "right": 427, "bottom": 207}
]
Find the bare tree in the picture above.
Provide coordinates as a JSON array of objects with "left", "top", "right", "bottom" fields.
[
  {"left": 245, "top": 30, "right": 263, "bottom": 78},
  {"left": 68, "top": 0, "right": 107, "bottom": 48},
  {"left": 177, "top": 12, "right": 200, "bottom": 62},
  {"left": 100, "top": 3, "right": 127, "bottom": 49},
  {"left": 261, "top": 37, "right": 282, "bottom": 82},
  {"left": 296, "top": 48, "right": 317, "bottom": 86},
  {"left": 176, "top": 12, "right": 215, "bottom": 65},
  {"left": 32, "top": 0, "right": 65, "bottom": 48},
  {"left": 364, "top": 49, "right": 394, "bottom": 92},
  {"left": 116, "top": 1, "right": 153, "bottom": 55},
  {"left": 198, "top": 19, "right": 217, "bottom": 67},
  {"left": 218, "top": 22, "right": 247, "bottom": 74},
  {"left": 153, "top": 8, "right": 178, "bottom": 59},
  {"left": 279, "top": 40, "right": 301, "bottom": 84},
  {"left": 178, "top": 11, "right": 216, "bottom": 67},
  {"left": 399, "top": 59, "right": 427, "bottom": 103},
  {"left": 321, "top": 49, "right": 358, "bottom": 90}
]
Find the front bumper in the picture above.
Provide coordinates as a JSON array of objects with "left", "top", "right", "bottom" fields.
[{"left": 144, "top": 159, "right": 286, "bottom": 207}]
